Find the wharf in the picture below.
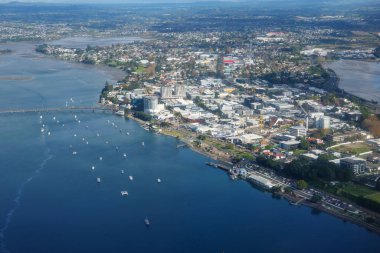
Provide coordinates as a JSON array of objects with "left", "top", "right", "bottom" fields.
[{"left": 205, "top": 162, "right": 231, "bottom": 171}]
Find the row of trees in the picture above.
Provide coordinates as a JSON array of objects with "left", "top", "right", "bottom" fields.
[{"left": 284, "top": 155, "right": 354, "bottom": 182}]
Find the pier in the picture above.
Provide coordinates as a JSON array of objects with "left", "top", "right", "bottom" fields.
[{"left": 205, "top": 162, "right": 231, "bottom": 171}]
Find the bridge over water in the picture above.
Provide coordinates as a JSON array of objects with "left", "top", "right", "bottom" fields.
[{"left": 0, "top": 106, "right": 114, "bottom": 115}]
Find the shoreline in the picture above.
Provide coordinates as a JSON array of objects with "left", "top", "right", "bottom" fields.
[
  {"left": 324, "top": 60, "right": 380, "bottom": 110},
  {"left": 126, "top": 114, "right": 233, "bottom": 165},
  {"left": 124, "top": 113, "right": 380, "bottom": 236}
]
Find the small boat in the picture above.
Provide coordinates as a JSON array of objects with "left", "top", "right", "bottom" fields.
[
  {"left": 126, "top": 132, "right": 130, "bottom": 136},
  {"left": 73, "top": 134, "right": 77, "bottom": 137},
  {"left": 72, "top": 151, "right": 77, "bottom": 155},
  {"left": 41, "top": 128, "right": 45, "bottom": 133},
  {"left": 145, "top": 217, "right": 150, "bottom": 226},
  {"left": 78, "top": 120, "right": 81, "bottom": 124},
  {"left": 97, "top": 177, "right": 101, "bottom": 183},
  {"left": 115, "top": 110, "right": 125, "bottom": 116},
  {"left": 47, "top": 132, "right": 51, "bottom": 136},
  {"left": 129, "top": 176, "right": 133, "bottom": 181},
  {"left": 141, "top": 142, "right": 145, "bottom": 147},
  {"left": 62, "top": 124, "right": 65, "bottom": 127},
  {"left": 74, "top": 115, "right": 77, "bottom": 119},
  {"left": 120, "top": 191, "right": 128, "bottom": 196},
  {"left": 82, "top": 138, "right": 85, "bottom": 141},
  {"left": 157, "top": 178, "right": 161, "bottom": 183},
  {"left": 53, "top": 116, "right": 56, "bottom": 120},
  {"left": 97, "top": 133, "right": 100, "bottom": 137},
  {"left": 92, "top": 166, "right": 95, "bottom": 170},
  {"left": 105, "top": 141, "right": 109, "bottom": 144},
  {"left": 123, "top": 153, "right": 127, "bottom": 158},
  {"left": 39, "top": 115, "right": 43, "bottom": 119},
  {"left": 99, "top": 157, "right": 103, "bottom": 161},
  {"left": 86, "top": 141, "right": 89, "bottom": 145},
  {"left": 121, "top": 170, "right": 124, "bottom": 174}
]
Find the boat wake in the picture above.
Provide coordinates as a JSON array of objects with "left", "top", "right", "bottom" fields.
[{"left": 0, "top": 149, "right": 54, "bottom": 253}]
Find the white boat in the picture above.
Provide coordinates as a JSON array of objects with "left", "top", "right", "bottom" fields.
[
  {"left": 97, "top": 177, "right": 101, "bottom": 183},
  {"left": 129, "top": 176, "right": 133, "bottom": 181},
  {"left": 91, "top": 166, "right": 95, "bottom": 170},
  {"left": 123, "top": 153, "right": 127, "bottom": 158},
  {"left": 97, "top": 133, "right": 100, "bottom": 137},
  {"left": 41, "top": 128, "right": 44, "bottom": 133},
  {"left": 72, "top": 151, "right": 77, "bottom": 155},
  {"left": 73, "top": 134, "right": 77, "bottom": 137},
  {"left": 126, "top": 132, "right": 130, "bottom": 135},
  {"left": 141, "top": 142, "right": 145, "bottom": 146},
  {"left": 78, "top": 120, "right": 81, "bottom": 124},
  {"left": 145, "top": 217, "right": 150, "bottom": 226},
  {"left": 99, "top": 157, "right": 103, "bottom": 161},
  {"left": 47, "top": 132, "right": 51, "bottom": 136},
  {"left": 39, "top": 115, "right": 43, "bottom": 119},
  {"left": 86, "top": 141, "right": 89, "bottom": 145},
  {"left": 82, "top": 138, "right": 85, "bottom": 141},
  {"left": 121, "top": 170, "right": 124, "bottom": 174},
  {"left": 157, "top": 178, "right": 161, "bottom": 183},
  {"left": 53, "top": 116, "right": 56, "bottom": 120},
  {"left": 120, "top": 191, "right": 128, "bottom": 196},
  {"left": 115, "top": 110, "right": 125, "bottom": 116}
]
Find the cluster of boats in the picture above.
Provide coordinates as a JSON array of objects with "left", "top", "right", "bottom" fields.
[{"left": 39, "top": 112, "right": 161, "bottom": 226}]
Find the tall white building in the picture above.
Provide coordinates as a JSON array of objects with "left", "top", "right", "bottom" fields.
[
  {"left": 160, "top": 86, "right": 172, "bottom": 99},
  {"left": 174, "top": 84, "right": 185, "bottom": 98},
  {"left": 144, "top": 96, "right": 158, "bottom": 114},
  {"left": 317, "top": 116, "right": 330, "bottom": 129},
  {"left": 289, "top": 126, "right": 307, "bottom": 137}
]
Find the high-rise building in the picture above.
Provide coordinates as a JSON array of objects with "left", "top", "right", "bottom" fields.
[
  {"left": 317, "top": 116, "right": 330, "bottom": 129},
  {"left": 174, "top": 84, "right": 185, "bottom": 98},
  {"left": 160, "top": 86, "right": 172, "bottom": 99},
  {"left": 289, "top": 126, "right": 307, "bottom": 137},
  {"left": 143, "top": 96, "right": 158, "bottom": 114}
]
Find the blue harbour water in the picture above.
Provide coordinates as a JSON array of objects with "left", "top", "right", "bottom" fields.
[{"left": 0, "top": 42, "right": 380, "bottom": 253}]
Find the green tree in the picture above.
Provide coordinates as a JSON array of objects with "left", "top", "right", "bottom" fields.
[
  {"left": 311, "top": 193, "right": 322, "bottom": 203},
  {"left": 376, "top": 179, "right": 380, "bottom": 191},
  {"left": 296, "top": 180, "right": 308, "bottom": 190},
  {"left": 299, "top": 138, "right": 310, "bottom": 150}
]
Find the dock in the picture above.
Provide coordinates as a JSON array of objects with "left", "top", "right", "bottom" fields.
[{"left": 205, "top": 162, "right": 231, "bottom": 171}]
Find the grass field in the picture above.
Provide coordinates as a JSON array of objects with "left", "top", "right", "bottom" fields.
[
  {"left": 341, "top": 182, "right": 376, "bottom": 197},
  {"left": 364, "top": 193, "right": 380, "bottom": 203},
  {"left": 331, "top": 142, "right": 372, "bottom": 155}
]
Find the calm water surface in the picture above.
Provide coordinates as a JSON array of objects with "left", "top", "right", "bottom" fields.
[
  {"left": 326, "top": 60, "right": 380, "bottom": 103},
  {"left": 0, "top": 42, "right": 380, "bottom": 253}
]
